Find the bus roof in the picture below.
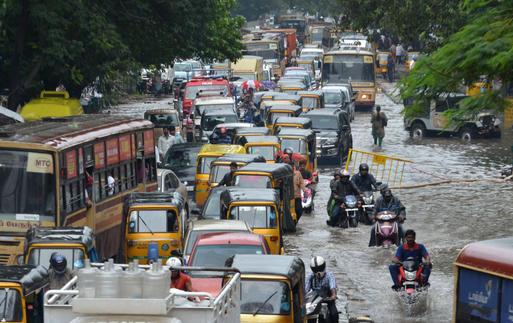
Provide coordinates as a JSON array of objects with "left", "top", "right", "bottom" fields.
[
  {"left": 325, "top": 49, "right": 375, "bottom": 56},
  {"left": 455, "top": 237, "right": 513, "bottom": 278},
  {"left": 0, "top": 115, "right": 152, "bottom": 150}
]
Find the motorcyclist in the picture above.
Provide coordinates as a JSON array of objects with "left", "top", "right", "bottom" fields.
[
  {"left": 351, "top": 163, "right": 378, "bottom": 192},
  {"left": 216, "top": 127, "right": 232, "bottom": 144},
  {"left": 326, "top": 170, "right": 341, "bottom": 215},
  {"left": 327, "top": 169, "right": 361, "bottom": 227},
  {"left": 305, "top": 256, "right": 339, "bottom": 322},
  {"left": 368, "top": 187, "right": 406, "bottom": 247},
  {"left": 298, "top": 159, "right": 312, "bottom": 181},
  {"left": 48, "top": 253, "right": 74, "bottom": 290},
  {"left": 241, "top": 94, "right": 257, "bottom": 123},
  {"left": 389, "top": 229, "right": 431, "bottom": 291}
]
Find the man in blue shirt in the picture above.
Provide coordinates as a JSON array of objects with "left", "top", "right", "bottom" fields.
[
  {"left": 305, "top": 256, "right": 338, "bottom": 322},
  {"left": 389, "top": 229, "right": 431, "bottom": 290}
]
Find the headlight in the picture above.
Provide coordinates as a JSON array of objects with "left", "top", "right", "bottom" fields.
[
  {"left": 405, "top": 271, "right": 417, "bottom": 281},
  {"left": 363, "top": 196, "right": 373, "bottom": 204},
  {"left": 361, "top": 94, "right": 368, "bottom": 99}
]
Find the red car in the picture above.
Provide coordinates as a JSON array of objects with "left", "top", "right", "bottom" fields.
[{"left": 188, "top": 232, "right": 270, "bottom": 296}]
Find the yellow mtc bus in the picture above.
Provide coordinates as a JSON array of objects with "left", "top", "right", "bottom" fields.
[
  {"left": 0, "top": 115, "right": 158, "bottom": 264},
  {"left": 322, "top": 49, "right": 377, "bottom": 109}
]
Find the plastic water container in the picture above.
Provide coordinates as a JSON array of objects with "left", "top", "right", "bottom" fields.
[
  {"left": 77, "top": 259, "right": 98, "bottom": 298},
  {"left": 142, "top": 260, "right": 170, "bottom": 299},
  {"left": 120, "top": 261, "right": 143, "bottom": 298},
  {"left": 147, "top": 241, "right": 159, "bottom": 263},
  {"left": 95, "top": 259, "right": 120, "bottom": 298}
]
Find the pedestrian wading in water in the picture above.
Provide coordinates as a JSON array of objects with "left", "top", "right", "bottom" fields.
[{"left": 371, "top": 105, "right": 388, "bottom": 148}]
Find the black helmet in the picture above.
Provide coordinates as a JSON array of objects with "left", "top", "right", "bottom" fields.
[
  {"left": 50, "top": 253, "right": 67, "bottom": 274},
  {"left": 383, "top": 188, "right": 393, "bottom": 199},
  {"left": 359, "top": 163, "right": 369, "bottom": 173}
]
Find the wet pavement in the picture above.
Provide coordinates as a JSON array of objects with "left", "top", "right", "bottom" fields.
[{"left": 286, "top": 81, "right": 513, "bottom": 322}]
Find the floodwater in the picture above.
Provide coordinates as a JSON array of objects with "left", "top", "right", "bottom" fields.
[{"left": 286, "top": 83, "right": 513, "bottom": 322}]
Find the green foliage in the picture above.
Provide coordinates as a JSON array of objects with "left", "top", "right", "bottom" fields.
[
  {"left": 0, "top": 0, "right": 243, "bottom": 109},
  {"left": 338, "top": 0, "right": 465, "bottom": 50},
  {"left": 401, "top": 0, "right": 513, "bottom": 120}
]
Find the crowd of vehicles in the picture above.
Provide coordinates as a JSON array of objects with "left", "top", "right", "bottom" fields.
[{"left": 0, "top": 10, "right": 509, "bottom": 323}]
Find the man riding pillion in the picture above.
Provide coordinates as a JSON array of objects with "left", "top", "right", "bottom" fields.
[
  {"left": 368, "top": 187, "right": 406, "bottom": 246},
  {"left": 327, "top": 169, "right": 361, "bottom": 227},
  {"left": 389, "top": 230, "right": 431, "bottom": 291},
  {"left": 305, "top": 256, "right": 339, "bottom": 322},
  {"left": 351, "top": 163, "right": 378, "bottom": 192}
]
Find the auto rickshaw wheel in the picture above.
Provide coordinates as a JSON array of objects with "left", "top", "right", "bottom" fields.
[{"left": 410, "top": 122, "right": 426, "bottom": 139}]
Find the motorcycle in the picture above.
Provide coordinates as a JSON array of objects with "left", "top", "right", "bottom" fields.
[
  {"left": 344, "top": 195, "right": 360, "bottom": 228},
  {"left": 305, "top": 290, "right": 331, "bottom": 323},
  {"left": 360, "top": 191, "right": 375, "bottom": 224},
  {"left": 396, "top": 257, "right": 429, "bottom": 306},
  {"left": 302, "top": 178, "right": 315, "bottom": 213},
  {"left": 374, "top": 211, "right": 400, "bottom": 248}
]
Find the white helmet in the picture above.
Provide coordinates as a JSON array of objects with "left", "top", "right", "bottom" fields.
[
  {"left": 166, "top": 257, "right": 182, "bottom": 268},
  {"left": 310, "top": 256, "right": 326, "bottom": 273}
]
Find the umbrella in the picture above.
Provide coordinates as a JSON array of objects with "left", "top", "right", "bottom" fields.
[{"left": 241, "top": 80, "right": 262, "bottom": 90}]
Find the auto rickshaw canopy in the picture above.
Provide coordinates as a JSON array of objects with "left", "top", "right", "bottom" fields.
[
  {"left": 214, "top": 153, "right": 266, "bottom": 164},
  {"left": 126, "top": 191, "right": 185, "bottom": 211},
  {"left": 275, "top": 127, "right": 316, "bottom": 141},
  {"left": 221, "top": 187, "right": 281, "bottom": 207},
  {"left": 243, "top": 135, "right": 281, "bottom": 145},
  {"left": 235, "top": 127, "right": 271, "bottom": 137},
  {"left": 274, "top": 116, "right": 312, "bottom": 129},
  {"left": 0, "top": 265, "right": 49, "bottom": 295},
  {"left": 235, "top": 162, "right": 293, "bottom": 180},
  {"left": 231, "top": 254, "right": 305, "bottom": 287},
  {"left": 25, "top": 227, "right": 95, "bottom": 254}
]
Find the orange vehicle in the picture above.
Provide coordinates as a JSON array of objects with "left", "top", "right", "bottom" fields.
[
  {"left": 0, "top": 115, "right": 158, "bottom": 263},
  {"left": 182, "top": 78, "right": 230, "bottom": 116},
  {"left": 261, "top": 28, "right": 298, "bottom": 62}
]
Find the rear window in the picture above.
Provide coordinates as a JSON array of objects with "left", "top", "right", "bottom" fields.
[
  {"left": 191, "top": 244, "right": 264, "bottom": 267},
  {"left": 28, "top": 248, "right": 85, "bottom": 270},
  {"left": 128, "top": 210, "right": 178, "bottom": 233},
  {"left": 198, "top": 157, "right": 217, "bottom": 174},
  {"left": 210, "top": 165, "right": 230, "bottom": 183},
  {"left": 228, "top": 206, "right": 277, "bottom": 228},
  {"left": 234, "top": 175, "right": 272, "bottom": 188}
]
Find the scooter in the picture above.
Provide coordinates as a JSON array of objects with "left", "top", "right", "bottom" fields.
[
  {"left": 305, "top": 290, "right": 332, "bottom": 323},
  {"left": 302, "top": 178, "right": 315, "bottom": 213},
  {"left": 375, "top": 211, "right": 400, "bottom": 247},
  {"left": 396, "top": 257, "right": 429, "bottom": 306}
]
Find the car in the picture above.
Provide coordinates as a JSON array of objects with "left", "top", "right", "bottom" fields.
[
  {"left": 183, "top": 220, "right": 252, "bottom": 262},
  {"left": 193, "top": 97, "right": 236, "bottom": 141},
  {"left": 284, "top": 67, "right": 314, "bottom": 87},
  {"left": 188, "top": 231, "right": 271, "bottom": 297},
  {"left": 208, "top": 122, "right": 254, "bottom": 143},
  {"left": 321, "top": 85, "right": 355, "bottom": 120},
  {"left": 302, "top": 109, "right": 353, "bottom": 164},
  {"left": 200, "top": 108, "right": 239, "bottom": 141},
  {"left": 404, "top": 93, "right": 502, "bottom": 140},
  {"left": 161, "top": 143, "right": 203, "bottom": 199},
  {"left": 157, "top": 168, "right": 190, "bottom": 214},
  {"left": 324, "top": 84, "right": 356, "bottom": 121}
]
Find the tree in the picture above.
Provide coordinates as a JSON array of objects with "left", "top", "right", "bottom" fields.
[
  {"left": 337, "top": 0, "right": 465, "bottom": 51},
  {"left": 401, "top": 0, "right": 513, "bottom": 119},
  {"left": 0, "top": 0, "right": 244, "bottom": 110}
]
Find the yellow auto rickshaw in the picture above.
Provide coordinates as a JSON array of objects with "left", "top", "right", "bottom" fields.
[
  {"left": 24, "top": 227, "right": 97, "bottom": 269},
  {"left": 20, "top": 91, "right": 83, "bottom": 121},
  {"left": 232, "top": 162, "right": 298, "bottom": 232},
  {"left": 221, "top": 188, "right": 284, "bottom": 255},
  {"left": 125, "top": 192, "right": 186, "bottom": 264},
  {"left": 272, "top": 116, "right": 312, "bottom": 134},
  {"left": 231, "top": 254, "right": 306, "bottom": 323},
  {"left": 195, "top": 144, "right": 246, "bottom": 206},
  {"left": 0, "top": 265, "right": 49, "bottom": 323},
  {"left": 278, "top": 82, "right": 307, "bottom": 95},
  {"left": 233, "top": 127, "right": 271, "bottom": 145},
  {"left": 296, "top": 90, "right": 325, "bottom": 112},
  {"left": 243, "top": 136, "right": 282, "bottom": 163},
  {"left": 276, "top": 128, "right": 318, "bottom": 182},
  {"left": 376, "top": 52, "right": 391, "bottom": 78},
  {"left": 208, "top": 154, "right": 266, "bottom": 189},
  {"left": 260, "top": 93, "right": 302, "bottom": 110},
  {"left": 467, "top": 77, "right": 492, "bottom": 96},
  {"left": 265, "top": 105, "right": 303, "bottom": 129}
]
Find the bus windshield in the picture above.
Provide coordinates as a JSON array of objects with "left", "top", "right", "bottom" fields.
[
  {"left": 0, "top": 150, "right": 56, "bottom": 220},
  {"left": 323, "top": 54, "right": 375, "bottom": 84}
]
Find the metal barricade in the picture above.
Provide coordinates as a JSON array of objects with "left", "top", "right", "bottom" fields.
[{"left": 344, "top": 149, "right": 412, "bottom": 187}]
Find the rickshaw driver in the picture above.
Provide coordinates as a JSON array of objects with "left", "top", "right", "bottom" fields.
[
  {"left": 298, "top": 159, "right": 312, "bottom": 181},
  {"left": 305, "top": 256, "right": 339, "bottom": 322},
  {"left": 217, "top": 127, "right": 232, "bottom": 144},
  {"left": 218, "top": 161, "right": 238, "bottom": 186}
]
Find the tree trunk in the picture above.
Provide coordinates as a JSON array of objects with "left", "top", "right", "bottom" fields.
[{"left": 7, "top": 0, "right": 30, "bottom": 111}]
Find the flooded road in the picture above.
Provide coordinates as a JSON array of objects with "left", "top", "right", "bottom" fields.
[{"left": 286, "top": 83, "right": 513, "bottom": 322}]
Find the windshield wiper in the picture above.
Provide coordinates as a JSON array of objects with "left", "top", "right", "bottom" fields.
[
  {"left": 138, "top": 216, "right": 154, "bottom": 235},
  {"left": 253, "top": 290, "right": 277, "bottom": 316}
]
